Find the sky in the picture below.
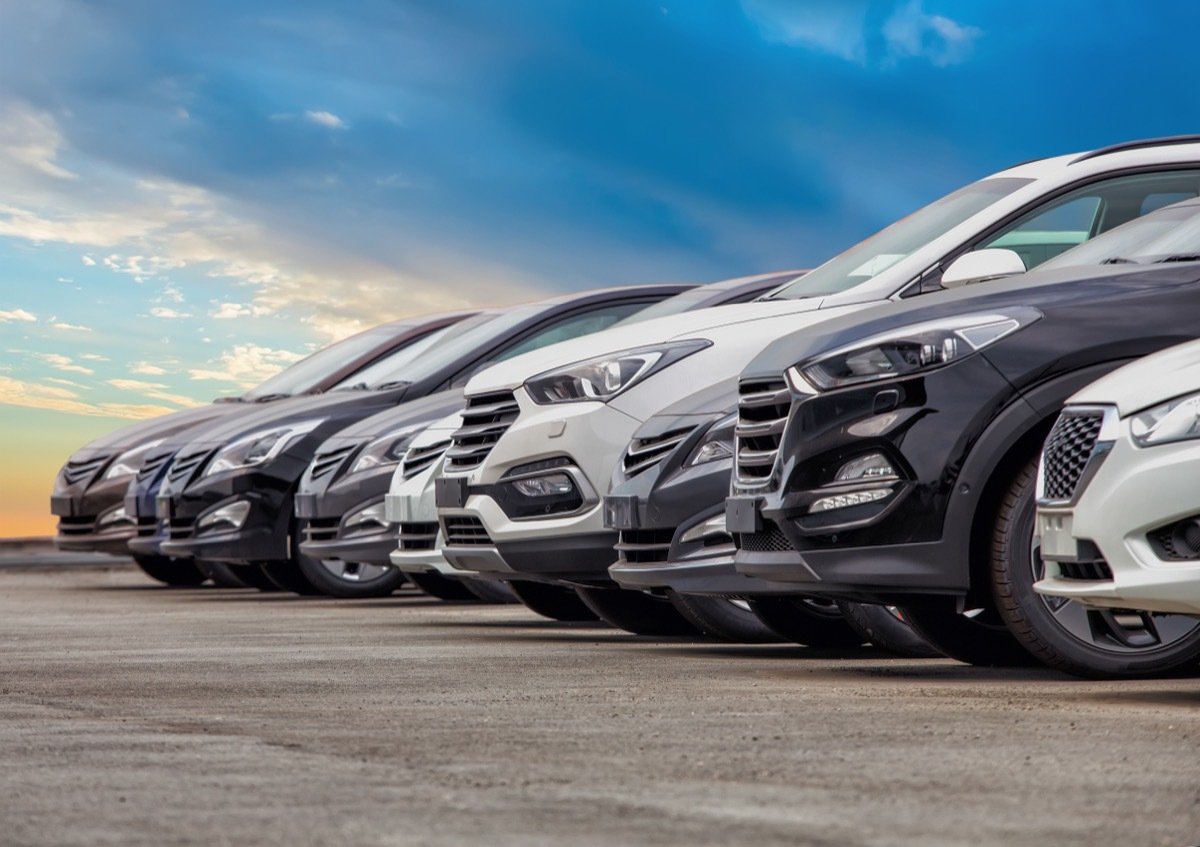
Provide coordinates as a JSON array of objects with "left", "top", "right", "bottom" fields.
[{"left": 2, "top": 0, "right": 1199, "bottom": 536}]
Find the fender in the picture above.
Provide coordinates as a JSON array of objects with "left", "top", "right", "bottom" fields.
[{"left": 938, "top": 359, "right": 1138, "bottom": 603}]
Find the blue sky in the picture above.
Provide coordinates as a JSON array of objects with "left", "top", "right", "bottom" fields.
[{"left": 1, "top": 0, "right": 1199, "bottom": 531}]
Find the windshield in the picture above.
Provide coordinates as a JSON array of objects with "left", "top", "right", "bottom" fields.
[
  {"left": 331, "top": 320, "right": 473, "bottom": 389},
  {"left": 769, "top": 177, "right": 1034, "bottom": 300},
  {"left": 243, "top": 323, "right": 426, "bottom": 399},
  {"left": 1040, "top": 201, "right": 1200, "bottom": 269}
]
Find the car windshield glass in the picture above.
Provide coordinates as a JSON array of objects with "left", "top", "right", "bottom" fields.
[
  {"left": 243, "top": 323, "right": 422, "bottom": 399},
  {"left": 330, "top": 320, "right": 475, "bottom": 389},
  {"left": 1041, "top": 201, "right": 1200, "bottom": 269},
  {"left": 332, "top": 307, "right": 550, "bottom": 389},
  {"left": 768, "top": 177, "right": 1034, "bottom": 299}
]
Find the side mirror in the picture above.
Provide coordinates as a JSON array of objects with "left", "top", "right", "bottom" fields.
[{"left": 941, "top": 249, "right": 1027, "bottom": 289}]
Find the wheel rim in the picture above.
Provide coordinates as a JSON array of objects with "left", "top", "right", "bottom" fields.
[
  {"left": 319, "top": 559, "right": 392, "bottom": 583},
  {"left": 799, "top": 597, "right": 843, "bottom": 619},
  {"left": 727, "top": 599, "right": 752, "bottom": 612},
  {"left": 1029, "top": 529, "right": 1200, "bottom": 654}
]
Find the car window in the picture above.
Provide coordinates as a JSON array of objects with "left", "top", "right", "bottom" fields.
[
  {"left": 493, "top": 302, "right": 648, "bottom": 362},
  {"left": 978, "top": 170, "right": 1200, "bottom": 269}
]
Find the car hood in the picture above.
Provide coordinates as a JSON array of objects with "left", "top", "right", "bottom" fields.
[
  {"left": 740, "top": 262, "right": 1199, "bottom": 380},
  {"left": 64, "top": 401, "right": 246, "bottom": 461},
  {"left": 464, "top": 297, "right": 826, "bottom": 394},
  {"left": 1071, "top": 338, "right": 1200, "bottom": 415},
  {"left": 309, "top": 390, "right": 465, "bottom": 452},
  {"left": 179, "top": 386, "right": 410, "bottom": 449}
]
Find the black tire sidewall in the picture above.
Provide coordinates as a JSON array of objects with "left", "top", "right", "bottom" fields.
[
  {"left": 747, "top": 597, "right": 864, "bottom": 647},
  {"left": 298, "top": 555, "right": 406, "bottom": 599},
  {"left": 667, "top": 592, "right": 782, "bottom": 643}
]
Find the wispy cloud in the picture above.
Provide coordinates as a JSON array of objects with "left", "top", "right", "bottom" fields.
[
  {"left": 130, "top": 361, "right": 168, "bottom": 375},
  {"left": 882, "top": 1, "right": 981, "bottom": 67},
  {"left": 48, "top": 319, "right": 92, "bottom": 331},
  {"left": 0, "top": 308, "right": 36, "bottom": 322},
  {"left": 79, "top": 353, "right": 109, "bottom": 361},
  {"left": 305, "top": 110, "right": 346, "bottom": 129},
  {"left": 188, "top": 343, "right": 306, "bottom": 388},
  {"left": 0, "top": 375, "right": 179, "bottom": 419},
  {"left": 148, "top": 306, "right": 190, "bottom": 319},
  {"left": 32, "top": 352, "right": 93, "bottom": 375}
]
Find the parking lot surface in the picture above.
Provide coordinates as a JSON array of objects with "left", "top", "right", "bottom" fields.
[{"left": 2, "top": 566, "right": 1199, "bottom": 846}]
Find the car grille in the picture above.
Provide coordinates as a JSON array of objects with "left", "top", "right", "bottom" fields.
[
  {"left": 1041, "top": 410, "right": 1105, "bottom": 501},
  {"left": 441, "top": 515, "right": 492, "bottom": 546},
  {"left": 62, "top": 456, "right": 109, "bottom": 486},
  {"left": 398, "top": 521, "right": 440, "bottom": 551},
  {"left": 621, "top": 427, "right": 695, "bottom": 479},
  {"left": 135, "top": 516, "right": 159, "bottom": 538},
  {"left": 57, "top": 515, "right": 95, "bottom": 537},
  {"left": 168, "top": 516, "right": 195, "bottom": 541},
  {"left": 137, "top": 451, "right": 173, "bottom": 481},
  {"left": 309, "top": 445, "right": 355, "bottom": 482},
  {"left": 615, "top": 528, "right": 675, "bottom": 564},
  {"left": 401, "top": 440, "right": 452, "bottom": 480},
  {"left": 1054, "top": 559, "right": 1114, "bottom": 581},
  {"left": 304, "top": 517, "right": 340, "bottom": 543},
  {"left": 446, "top": 391, "right": 519, "bottom": 471},
  {"left": 735, "top": 377, "right": 791, "bottom": 488},
  {"left": 735, "top": 521, "right": 793, "bottom": 552},
  {"left": 167, "top": 449, "right": 212, "bottom": 485}
]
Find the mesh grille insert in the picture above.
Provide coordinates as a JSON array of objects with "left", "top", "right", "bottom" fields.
[{"left": 1042, "top": 410, "right": 1104, "bottom": 501}]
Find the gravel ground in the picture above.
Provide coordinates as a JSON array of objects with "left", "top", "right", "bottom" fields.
[{"left": 1, "top": 566, "right": 1198, "bottom": 846}]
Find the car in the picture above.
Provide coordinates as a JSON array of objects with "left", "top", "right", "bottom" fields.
[
  {"left": 150, "top": 285, "right": 691, "bottom": 593},
  {"left": 726, "top": 196, "right": 1200, "bottom": 678},
  {"left": 51, "top": 310, "right": 473, "bottom": 587},
  {"left": 435, "top": 137, "right": 1200, "bottom": 631},
  {"left": 1033, "top": 342, "right": 1200, "bottom": 614},
  {"left": 293, "top": 273, "right": 799, "bottom": 599}
]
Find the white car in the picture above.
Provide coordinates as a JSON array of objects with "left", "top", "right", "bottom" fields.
[
  {"left": 1036, "top": 339, "right": 1200, "bottom": 619},
  {"left": 435, "top": 137, "right": 1200, "bottom": 628}
]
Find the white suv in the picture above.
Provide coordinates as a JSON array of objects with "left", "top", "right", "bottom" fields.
[{"left": 435, "top": 137, "right": 1200, "bottom": 622}]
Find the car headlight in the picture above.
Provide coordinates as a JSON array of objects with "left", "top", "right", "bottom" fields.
[
  {"left": 792, "top": 309, "right": 1041, "bottom": 392},
  {"left": 1131, "top": 392, "right": 1200, "bottom": 447},
  {"left": 103, "top": 439, "right": 165, "bottom": 480},
  {"left": 524, "top": 340, "right": 711, "bottom": 405},
  {"left": 349, "top": 424, "right": 427, "bottom": 474},
  {"left": 204, "top": 419, "right": 325, "bottom": 477},
  {"left": 685, "top": 412, "right": 737, "bottom": 467}
]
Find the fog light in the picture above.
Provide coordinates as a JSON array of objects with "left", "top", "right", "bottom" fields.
[
  {"left": 345, "top": 501, "right": 390, "bottom": 530},
  {"left": 680, "top": 514, "right": 729, "bottom": 544},
  {"left": 809, "top": 488, "right": 891, "bottom": 514},
  {"left": 197, "top": 500, "right": 251, "bottom": 532},
  {"left": 97, "top": 505, "right": 132, "bottom": 528},
  {"left": 512, "top": 473, "right": 575, "bottom": 497},
  {"left": 834, "top": 453, "right": 897, "bottom": 483}
]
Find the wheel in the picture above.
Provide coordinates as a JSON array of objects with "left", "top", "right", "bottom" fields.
[
  {"left": 667, "top": 591, "right": 782, "bottom": 643},
  {"left": 508, "top": 580, "right": 599, "bottom": 622},
  {"left": 575, "top": 586, "right": 699, "bottom": 636},
  {"left": 406, "top": 571, "right": 479, "bottom": 601},
  {"left": 462, "top": 578, "right": 519, "bottom": 604},
  {"left": 837, "top": 602, "right": 943, "bottom": 658},
  {"left": 225, "top": 563, "right": 283, "bottom": 592},
  {"left": 894, "top": 597, "right": 1035, "bottom": 667},
  {"left": 197, "top": 560, "right": 249, "bottom": 588},
  {"left": 991, "top": 456, "right": 1200, "bottom": 679},
  {"left": 746, "top": 596, "right": 864, "bottom": 647},
  {"left": 298, "top": 556, "right": 407, "bottom": 599},
  {"left": 259, "top": 558, "right": 322, "bottom": 595},
  {"left": 134, "top": 554, "right": 207, "bottom": 587}
]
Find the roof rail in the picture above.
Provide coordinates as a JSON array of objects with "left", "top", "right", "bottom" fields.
[{"left": 1071, "top": 134, "right": 1200, "bottom": 165}]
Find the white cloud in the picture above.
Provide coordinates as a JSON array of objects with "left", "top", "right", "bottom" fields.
[
  {"left": 130, "top": 361, "right": 167, "bottom": 375},
  {"left": 0, "top": 308, "right": 36, "bottom": 322},
  {"left": 149, "top": 306, "right": 190, "bottom": 319},
  {"left": 741, "top": 0, "right": 869, "bottom": 61},
  {"left": 50, "top": 321, "right": 92, "bottom": 331},
  {"left": 0, "top": 103, "right": 77, "bottom": 180},
  {"left": 79, "top": 353, "right": 110, "bottom": 361},
  {"left": 81, "top": 255, "right": 95, "bottom": 266},
  {"left": 107, "top": 378, "right": 166, "bottom": 391},
  {"left": 882, "top": 1, "right": 981, "bottom": 66},
  {"left": 305, "top": 110, "right": 347, "bottom": 129},
  {"left": 45, "top": 377, "right": 86, "bottom": 391},
  {"left": 188, "top": 343, "right": 306, "bottom": 388},
  {"left": 33, "top": 352, "right": 93, "bottom": 375},
  {"left": 0, "top": 375, "right": 178, "bottom": 419},
  {"left": 56, "top": 276, "right": 72, "bottom": 283},
  {"left": 107, "top": 377, "right": 202, "bottom": 409},
  {"left": 210, "top": 301, "right": 271, "bottom": 319}
]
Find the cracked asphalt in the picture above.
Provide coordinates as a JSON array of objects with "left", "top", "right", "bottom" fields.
[{"left": 2, "top": 566, "right": 1199, "bottom": 846}]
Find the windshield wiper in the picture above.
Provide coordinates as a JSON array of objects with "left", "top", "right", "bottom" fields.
[
  {"left": 335, "top": 382, "right": 370, "bottom": 392},
  {"left": 373, "top": 380, "right": 411, "bottom": 391},
  {"left": 1100, "top": 257, "right": 1138, "bottom": 264},
  {"left": 251, "top": 393, "right": 292, "bottom": 403},
  {"left": 1156, "top": 253, "right": 1200, "bottom": 263}
]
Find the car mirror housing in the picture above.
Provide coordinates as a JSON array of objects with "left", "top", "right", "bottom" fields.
[{"left": 941, "top": 249, "right": 1027, "bottom": 289}]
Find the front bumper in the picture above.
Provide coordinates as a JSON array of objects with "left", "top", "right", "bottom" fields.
[
  {"left": 1036, "top": 424, "right": 1200, "bottom": 616},
  {"left": 51, "top": 472, "right": 138, "bottom": 555}
]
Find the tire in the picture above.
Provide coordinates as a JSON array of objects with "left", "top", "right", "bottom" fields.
[
  {"left": 667, "top": 591, "right": 782, "bottom": 643},
  {"left": 991, "top": 456, "right": 1200, "bottom": 679},
  {"left": 895, "top": 597, "right": 1037, "bottom": 667},
  {"left": 134, "top": 554, "right": 207, "bottom": 587},
  {"left": 508, "top": 580, "right": 599, "bottom": 622},
  {"left": 462, "top": 578, "right": 519, "bottom": 604},
  {"left": 298, "top": 556, "right": 408, "bottom": 599},
  {"left": 226, "top": 563, "right": 283, "bottom": 592},
  {"left": 406, "top": 571, "right": 479, "bottom": 601},
  {"left": 747, "top": 596, "right": 864, "bottom": 647},
  {"left": 575, "top": 586, "right": 699, "bottom": 636},
  {"left": 837, "top": 602, "right": 943, "bottom": 658},
  {"left": 198, "top": 560, "right": 249, "bottom": 588}
]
